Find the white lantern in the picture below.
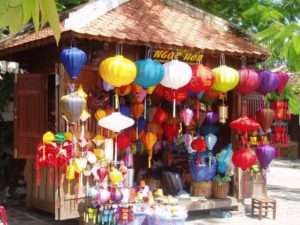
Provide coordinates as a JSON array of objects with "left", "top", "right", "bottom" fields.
[
  {"left": 160, "top": 60, "right": 192, "bottom": 89},
  {"left": 98, "top": 112, "right": 134, "bottom": 132}
]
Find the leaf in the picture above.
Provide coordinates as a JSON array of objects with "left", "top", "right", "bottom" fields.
[
  {"left": 38, "top": 0, "right": 47, "bottom": 27},
  {"left": 0, "top": 0, "right": 9, "bottom": 15},
  {"left": 0, "top": 5, "right": 23, "bottom": 33},
  {"left": 292, "top": 35, "right": 300, "bottom": 55},
  {"left": 22, "top": 0, "right": 35, "bottom": 24},
  {"left": 31, "top": 0, "right": 39, "bottom": 32},
  {"left": 40, "top": 0, "right": 61, "bottom": 44},
  {"left": 8, "top": 0, "right": 22, "bottom": 7}
]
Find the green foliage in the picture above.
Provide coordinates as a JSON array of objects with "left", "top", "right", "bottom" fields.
[
  {"left": 56, "top": 0, "right": 87, "bottom": 12},
  {"left": 213, "top": 174, "right": 231, "bottom": 185}
]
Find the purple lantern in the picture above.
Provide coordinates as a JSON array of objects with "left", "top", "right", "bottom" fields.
[
  {"left": 206, "top": 111, "right": 219, "bottom": 124},
  {"left": 255, "top": 144, "right": 277, "bottom": 169},
  {"left": 257, "top": 70, "right": 280, "bottom": 95},
  {"left": 120, "top": 104, "right": 131, "bottom": 116}
]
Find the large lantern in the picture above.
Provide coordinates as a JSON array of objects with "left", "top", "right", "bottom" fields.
[
  {"left": 60, "top": 92, "right": 86, "bottom": 124},
  {"left": 60, "top": 46, "right": 87, "bottom": 81},
  {"left": 235, "top": 68, "right": 260, "bottom": 95},
  {"left": 257, "top": 70, "right": 280, "bottom": 95},
  {"left": 233, "top": 148, "right": 256, "bottom": 171},
  {"left": 256, "top": 107, "right": 275, "bottom": 132},
  {"left": 135, "top": 59, "right": 165, "bottom": 88},
  {"left": 99, "top": 55, "right": 137, "bottom": 87},
  {"left": 212, "top": 65, "right": 239, "bottom": 93},
  {"left": 186, "top": 64, "right": 215, "bottom": 92}
]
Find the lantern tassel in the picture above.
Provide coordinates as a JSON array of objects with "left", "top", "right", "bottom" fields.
[
  {"left": 277, "top": 147, "right": 281, "bottom": 158},
  {"left": 144, "top": 96, "right": 147, "bottom": 120},
  {"left": 115, "top": 93, "right": 119, "bottom": 110}
]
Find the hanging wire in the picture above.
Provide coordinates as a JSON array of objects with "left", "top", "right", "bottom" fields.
[
  {"left": 241, "top": 55, "right": 247, "bottom": 68},
  {"left": 70, "top": 38, "right": 76, "bottom": 47},
  {"left": 220, "top": 53, "right": 225, "bottom": 65}
]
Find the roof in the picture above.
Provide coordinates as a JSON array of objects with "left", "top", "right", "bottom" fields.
[{"left": 0, "top": 0, "right": 269, "bottom": 58}]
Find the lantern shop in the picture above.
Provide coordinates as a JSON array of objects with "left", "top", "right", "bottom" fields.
[{"left": 1, "top": 0, "right": 289, "bottom": 224}]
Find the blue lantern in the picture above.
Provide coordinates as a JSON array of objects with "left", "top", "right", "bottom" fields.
[
  {"left": 204, "top": 133, "right": 217, "bottom": 151},
  {"left": 120, "top": 104, "right": 131, "bottom": 116},
  {"left": 137, "top": 118, "right": 147, "bottom": 133},
  {"left": 135, "top": 59, "right": 165, "bottom": 88},
  {"left": 60, "top": 47, "right": 87, "bottom": 81}
]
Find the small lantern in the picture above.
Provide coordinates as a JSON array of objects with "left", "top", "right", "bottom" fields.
[
  {"left": 218, "top": 103, "right": 228, "bottom": 124},
  {"left": 271, "top": 101, "right": 288, "bottom": 120}
]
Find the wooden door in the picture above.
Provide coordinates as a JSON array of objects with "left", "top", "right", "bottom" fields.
[{"left": 14, "top": 73, "right": 47, "bottom": 159}]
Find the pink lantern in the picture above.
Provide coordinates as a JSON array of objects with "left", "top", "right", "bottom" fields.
[
  {"left": 97, "top": 167, "right": 108, "bottom": 182},
  {"left": 235, "top": 68, "right": 260, "bottom": 95},
  {"left": 180, "top": 107, "right": 194, "bottom": 126},
  {"left": 276, "top": 72, "right": 289, "bottom": 95}
]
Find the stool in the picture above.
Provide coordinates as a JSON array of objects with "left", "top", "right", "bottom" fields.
[
  {"left": 0, "top": 206, "right": 7, "bottom": 225},
  {"left": 251, "top": 197, "right": 276, "bottom": 220}
]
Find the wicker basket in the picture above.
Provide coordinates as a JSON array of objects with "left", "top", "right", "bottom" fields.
[{"left": 212, "top": 180, "right": 229, "bottom": 199}]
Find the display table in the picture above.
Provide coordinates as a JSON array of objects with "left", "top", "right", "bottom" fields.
[{"left": 178, "top": 196, "right": 238, "bottom": 212}]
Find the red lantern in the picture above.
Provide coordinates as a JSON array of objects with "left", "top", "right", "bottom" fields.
[
  {"left": 185, "top": 64, "right": 215, "bottom": 92},
  {"left": 163, "top": 123, "right": 179, "bottom": 142},
  {"left": 191, "top": 136, "right": 206, "bottom": 153},
  {"left": 256, "top": 107, "right": 275, "bottom": 131},
  {"left": 230, "top": 116, "right": 260, "bottom": 133},
  {"left": 235, "top": 68, "right": 260, "bottom": 95},
  {"left": 117, "top": 134, "right": 131, "bottom": 151},
  {"left": 154, "top": 108, "right": 169, "bottom": 124},
  {"left": 153, "top": 84, "right": 165, "bottom": 97},
  {"left": 276, "top": 72, "right": 289, "bottom": 95},
  {"left": 131, "top": 102, "right": 144, "bottom": 120},
  {"left": 271, "top": 101, "right": 288, "bottom": 120},
  {"left": 204, "top": 90, "right": 219, "bottom": 100},
  {"left": 163, "top": 87, "right": 188, "bottom": 103},
  {"left": 232, "top": 147, "right": 257, "bottom": 171}
]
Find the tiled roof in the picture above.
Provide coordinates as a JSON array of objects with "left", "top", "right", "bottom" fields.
[{"left": 0, "top": 0, "right": 269, "bottom": 58}]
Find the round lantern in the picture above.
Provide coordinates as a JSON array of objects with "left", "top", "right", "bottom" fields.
[
  {"left": 191, "top": 136, "right": 206, "bottom": 153},
  {"left": 153, "top": 84, "right": 165, "bottom": 97},
  {"left": 235, "top": 68, "right": 260, "bottom": 94},
  {"left": 60, "top": 92, "right": 86, "bottom": 124},
  {"left": 163, "top": 123, "right": 179, "bottom": 142},
  {"left": 135, "top": 58, "right": 165, "bottom": 88},
  {"left": 160, "top": 60, "right": 192, "bottom": 89},
  {"left": 255, "top": 145, "right": 276, "bottom": 169},
  {"left": 257, "top": 70, "right": 280, "bottom": 95},
  {"left": 110, "top": 188, "right": 124, "bottom": 203},
  {"left": 206, "top": 111, "right": 219, "bottom": 124},
  {"left": 117, "top": 134, "right": 131, "bottom": 151},
  {"left": 154, "top": 108, "right": 169, "bottom": 124},
  {"left": 60, "top": 47, "right": 87, "bottom": 81},
  {"left": 232, "top": 148, "right": 257, "bottom": 171},
  {"left": 256, "top": 107, "right": 275, "bottom": 131},
  {"left": 99, "top": 55, "right": 137, "bottom": 87},
  {"left": 212, "top": 65, "right": 239, "bottom": 93},
  {"left": 276, "top": 71, "right": 289, "bottom": 95},
  {"left": 186, "top": 64, "right": 215, "bottom": 92}
]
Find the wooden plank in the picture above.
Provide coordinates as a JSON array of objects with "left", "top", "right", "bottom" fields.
[{"left": 38, "top": 167, "right": 47, "bottom": 200}]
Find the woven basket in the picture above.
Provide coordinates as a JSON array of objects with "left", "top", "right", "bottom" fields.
[{"left": 212, "top": 180, "right": 229, "bottom": 199}]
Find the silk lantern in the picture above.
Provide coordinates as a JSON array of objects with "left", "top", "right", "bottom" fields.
[
  {"left": 98, "top": 112, "right": 134, "bottom": 133},
  {"left": 256, "top": 107, "right": 275, "bottom": 131},
  {"left": 206, "top": 111, "right": 219, "bottom": 124},
  {"left": 97, "top": 167, "right": 108, "bottom": 182},
  {"left": 60, "top": 91, "right": 86, "bottom": 124},
  {"left": 142, "top": 132, "right": 157, "bottom": 168},
  {"left": 110, "top": 188, "right": 124, "bottom": 203},
  {"left": 153, "top": 84, "right": 165, "bottom": 97},
  {"left": 97, "top": 188, "right": 110, "bottom": 204},
  {"left": 164, "top": 87, "right": 188, "bottom": 103},
  {"left": 99, "top": 55, "right": 137, "bottom": 87},
  {"left": 180, "top": 107, "right": 194, "bottom": 144},
  {"left": 191, "top": 136, "right": 206, "bottom": 153},
  {"left": 276, "top": 71, "right": 289, "bottom": 95},
  {"left": 186, "top": 64, "right": 215, "bottom": 92},
  {"left": 235, "top": 68, "right": 260, "bottom": 94},
  {"left": 230, "top": 116, "right": 260, "bottom": 133},
  {"left": 120, "top": 104, "right": 131, "bottom": 116},
  {"left": 135, "top": 58, "right": 165, "bottom": 88},
  {"left": 257, "top": 70, "right": 280, "bottom": 95},
  {"left": 255, "top": 145, "right": 276, "bottom": 169},
  {"left": 146, "top": 106, "right": 157, "bottom": 122},
  {"left": 154, "top": 108, "right": 169, "bottom": 124},
  {"left": 117, "top": 134, "right": 131, "bottom": 151},
  {"left": 131, "top": 102, "right": 144, "bottom": 120},
  {"left": 204, "top": 133, "right": 217, "bottom": 151},
  {"left": 117, "top": 85, "right": 131, "bottom": 96},
  {"left": 205, "top": 90, "right": 219, "bottom": 100},
  {"left": 161, "top": 60, "right": 192, "bottom": 120},
  {"left": 212, "top": 65, "right": 239, "bottom": 93},
  {"left": 109, "top": 168, "right": 123, "bottom": 186},
  {"left": 60, "top": 46, "right": 87, "bottom": 81},
  {"left": 232, "top": 147, "right": 257, "bottom": 171}
]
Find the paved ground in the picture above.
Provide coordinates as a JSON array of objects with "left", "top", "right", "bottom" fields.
[{"left": 1, "top": 159, "right": 300, "bottom": 225}]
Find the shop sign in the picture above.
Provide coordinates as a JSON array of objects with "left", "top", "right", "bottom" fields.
[{"left": 152, "top": 49, "right": 204, "bottom": 64}]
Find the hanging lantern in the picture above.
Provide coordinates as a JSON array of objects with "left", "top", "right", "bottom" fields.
[
  {"left": 255, "top": 145, "right": 276, "bottom": 170},
  {"left": 186, "top": 64, "right": 215, "bottom": 93},
  {"left": 230, "top": 116, "right": 260, "bottom": 133},
  {"left": 131, "top": 102, "right": 144, "bottom": 120},
  {"left": 271, "top": 101, "right": 288, "bottom": 120},
  {"left": 276, "top": 71, "right": 289, "bottom": 95},
  {"left": 97, "top": 167, "right": 108, "bottom": 182},
  {"left": 257, "top": 70, "right": 280, "bottom": 95},
  {"left": 256, "top": 107, "right": 275, "bottom": 132},
  {"left": 146, "top": 106, "right": 157, "bottom": 122},
  {"left": 204, "top": 133, "right": 217, "bottom": 151},
  {"left": 60, "top": 46, "right": 87, "bottom": 81},
  {"left": 110, "top": 188, "right": 124, "bottom": 203},
  {"left": 218, "top": 103, "right": 228, "bottom": 124},
  {"left": 135, "top": 58, "right": 165, "bottom": 88},
  {"left": 191, "top": 136, "right": 206, "bottom": 153},
  {"left": 117, "top": 134, "right": 131, "bottom": 151},
  {"left": 142, "top": 132, "right": 157, "bottom": 168},
  {"left": 98, "top": 112, "right": 134, "bottom": 133},
  {"left": 120, "top": 104, "right": 131, "bottom": 117},
  {"left": 163, "top": 123, "right": 179, "bottom": 142},
  {"left": 75, "top": 85, "right": 88, "bottom": 98},
  {"left": 197, "top": 91, "right": 205, "bottom": 100},
  {"left": 117, "top": 85, "right": 132, "bottom": 96},
  {"left": 235, "top": 68, "right": 260, "bottom": 95},
  {"left": 205, "top": 90, "right": 220, "bottom": 100},
  {"left": 109, "top": 168, "right": 123, "bottom": 186},
  {"left": 212, "top": 65, "right": 239, "bottom": 93},
  {"left": 97, "top": 188, "right": 110, "bottom": 204},
  {"left": 154, "top": 108, "right": 169, "bottom": 124},
  {"left": 94, "top": 109, "right": 107, "bottom": 121},
  {"left": 232, "top": 147, "right": 257, "bottom": 171},
  {"left": 146, "top": 85, "right": 156, "bottom": 94},
  {"left": 147, "top": 122, "right": 162, "bottom": 137},
  {"left": 99, "top": 55, "right": 137, "bottom": 87},
  {"left": 163, "top": 87, "right": 188, "bottom": 103},
  {"left": 60, "top": 92, "right": 86, "bottom": 124},
  {"left": 179, "top": 107, "right": 194, "bottom": 127},
  {"left": 80, "top": 109, "right": 91, "bottom": 122},
  {"left": 206, "top": 111, "right": 219, "bottom": 124},
  {"left": 153, "top": 84, "right": 165, "bottom": 97}
]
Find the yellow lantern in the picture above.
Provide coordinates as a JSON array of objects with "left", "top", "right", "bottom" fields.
[
  {"left": 75, "top": 85, "right": 87, "bottom": 98},
  {"left": 146, "top": 85, "right": 156, "bottom": 94},
  {"left": 94, "top": 109, "right": 107, "bottom": 121},
  {"left": 99, "top": 55, "right": 137, "bottom": 87},
  {"left": 66, "top": 164, "right": 75, "bottom": 195},
  {"left": 212, "top": 65, "right": 239, "bottom": 93},
  {"left": 109, "top": 168, "right": 123, "bottom": 186},
  {"left": 142, "top": 132, "right": 157, "bottom": 168}
]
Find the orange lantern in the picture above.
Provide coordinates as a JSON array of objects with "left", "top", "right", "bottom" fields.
[
  {"left": 131, "top": 102, "right": 144, "bottom": 120},
  {"left": 142, "top": 132, "right": 157, "bottom": 168}
]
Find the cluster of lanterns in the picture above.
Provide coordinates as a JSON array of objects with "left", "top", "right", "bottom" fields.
[{"left": 36, "top": 42, "right": 292, "bottom": 205}]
